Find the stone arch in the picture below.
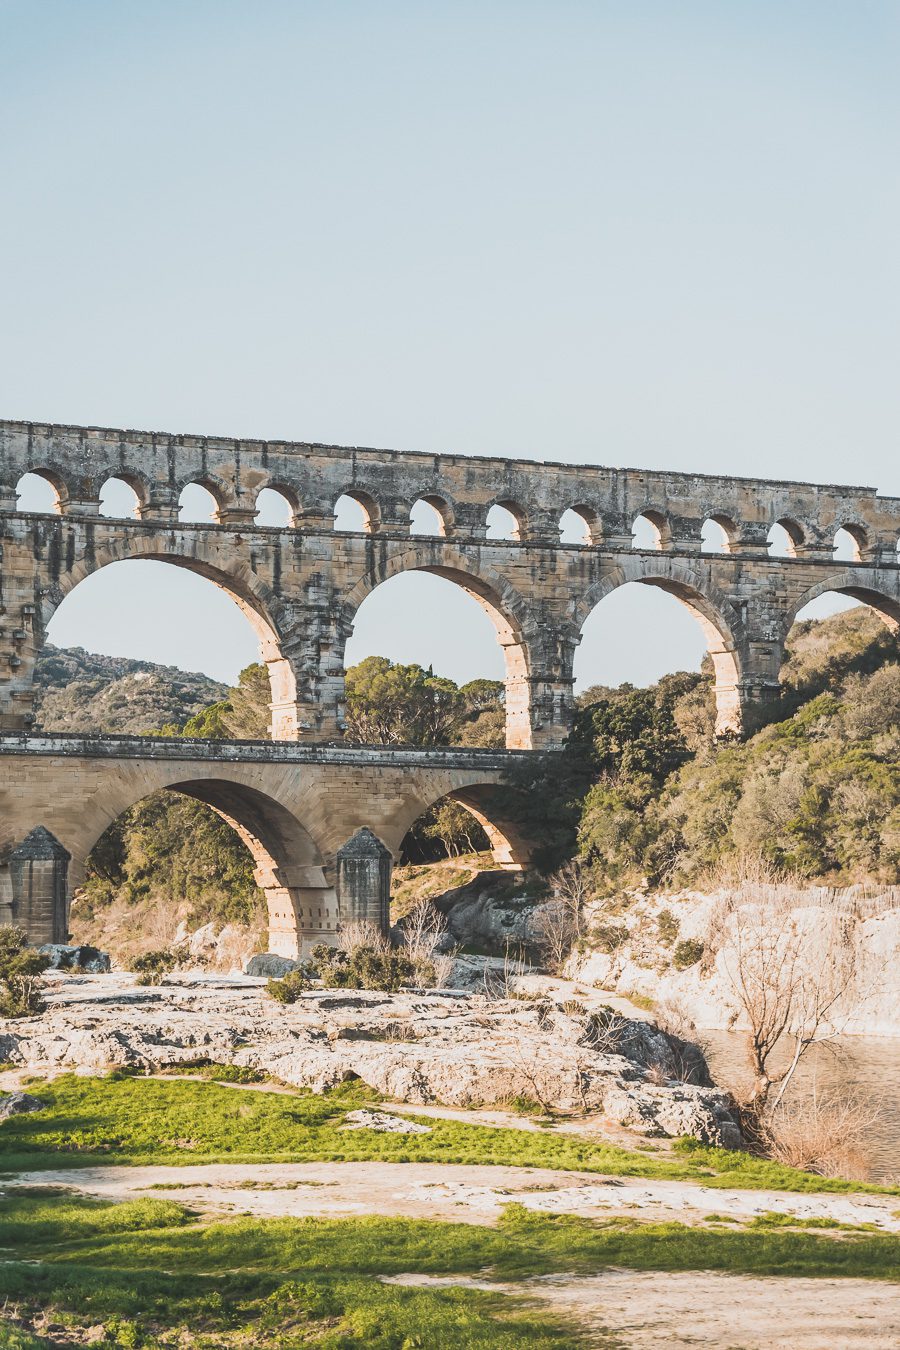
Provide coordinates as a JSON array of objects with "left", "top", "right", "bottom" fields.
[
  {"left": 778, "top": 574, "right": 900, "bottom": 637},
  {"left": 391, "top": 780, "right": 531, "bottom": 871},
  {"left": 632, "top": 510, "right": 671, "bottom": 551},
  {"left": 340, "top": 547, "right": 540, "bottom": 748},
  {"left": 72, "top": 771, "right": 332, "bottom": 958},
  {"left": 833, "top": 523, "right": 869, "bottom": 562},
  {"left": 486, "top": 499, "right": 527, "bottom": 541},
  {"left": 409, "top": 494, "right": 454, "bottom": 537},
  {"left": 334, "top": 487, "right": 381, "bottom": 533},
  {"left": 573, "top": 559, "right": 746, "bottom": 735},
  {"left": 35, "top": 537, "right": 300, "bottom": 740},
  {"left": 701, "top": 513, "right": 738, "bottom": 553},
  {"left": 16, "top": 467, "right": 69, "bottom": 513},
  {"left": 254, "top": 481, "right": 301, "bottom": 527},
  {"left": 768, "top": 517, "right": 806, "bottom": 557},
  {"left": 177, "top": 477, "right": 232, "bottom": 523},
  {"left": 559, "top": 504, "right": 600, "bottom": 545},
  {"left": 99, "top": 473, "right": 147, "bottom": 518}
]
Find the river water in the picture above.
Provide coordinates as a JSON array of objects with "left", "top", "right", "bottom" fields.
[{"left": 702, "top": 1029, "right": 900, "bottom": 1182}]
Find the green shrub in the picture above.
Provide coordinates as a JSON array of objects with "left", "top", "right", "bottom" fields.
[
  {"left": 314, "top": 946, "right": 427, "bottom": 992},
  {"left": 656, "top": 909, "right": 680, "bottom": 945},
  {"left": 266, "top": 969, "right": 311, "bottom": 1004},
  {"left": 131, "top": 949, "right": 178, "bottom": 986},
  {"left": 673, "top": 938, "right": 705, "bottom": 970},
  {"left": 0, "top": 927, "right": 50, "bottom": 1018},
  {"left": 592, "top": 923, "right": 629, "bottom": 954}
]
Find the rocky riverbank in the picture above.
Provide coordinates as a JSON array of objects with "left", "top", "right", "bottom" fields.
[
  {"left": 567, "top": 884, "right": 900, "bottom": 1037},
  {"left": 0, "top": 972, "right": 741, "bottom": 1147}
]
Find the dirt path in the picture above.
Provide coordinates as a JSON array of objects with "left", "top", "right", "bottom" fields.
[
  {"left": 6, "top": 1161, "right": 898, "bottom": 1346},
  {"left": 386, "top": 1270, "right": 900, "bottom": 1349},
  {"left": 6, "top": 1159, "right": 898, "bottom": 1230}
]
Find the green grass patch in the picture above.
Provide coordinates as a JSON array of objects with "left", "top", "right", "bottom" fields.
[
  {"left": 39, "top": 1202, "right": 897, "bottom": 1284},
  {"left": 0, "top": 1075, "right": 896, "bottom": 1196},
  {"left": 0, "top": 1193, "right": 897, "bottom": 1346}
]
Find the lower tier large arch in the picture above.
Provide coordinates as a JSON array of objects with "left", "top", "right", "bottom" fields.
[{"left": 0, "top": 742, "right": 515, "bottom": 955}]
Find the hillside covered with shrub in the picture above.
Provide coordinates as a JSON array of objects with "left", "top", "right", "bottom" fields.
[
  {"left": 34, "top": 646, "right": 227, "bottom": 735},
  {"left": 560, "top": 607, "right": 899, "bottom": 890}
]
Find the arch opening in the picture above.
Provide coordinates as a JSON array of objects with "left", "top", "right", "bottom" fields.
[
  {"left": 632, "top": 511, "right": 669, "bottom": 551},
  {"left": 255, "top": 486, "right": 297, "bottom": 528},
  {"left": 790, "top": 585, "right": 900, "bottom": 632},
  {"left": 343, "top": 565, "right": 530, "bottom": 748},
  {"left": 399, "top": 786, "right": 529, "bottom": 873},
  {"left": 335, "top": 491, "right": 379, "bottom": 533},
  {"left": 833, "top": 525, "right": 867, "bottom": 562},
  {"left": 559, "top": 506, "right": 597, "bottom": 546},
  {"left": 574, "top": 577, "right": 742, "bottom": 736},
  {"left": 73, "top": 778, "right": 330, "bottom": 964},
  {"left": 179, "top": 482, "right": 220, "bottom": 524},
  {"left": 768, "top": 518, "right": 804, "bottom": 558},
  {"left": 486, "top": 501, "right": 524, "bottom": 541},
  {"left": 409, "top": 496, "right": 449, "bottom": 537},
  {"left": 701, "top": 515, "right": 736, "bottom": 554},
  {"left": 37, "top": 554, "right": 297, "bottom": 741},
  {"left": 99, "top": 476, "right": 142, "bottom": 519},
  {"left": 16, "top": 471, "right": 64, "bottom": 514}
]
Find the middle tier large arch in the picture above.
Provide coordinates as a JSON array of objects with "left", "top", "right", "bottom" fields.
[
  {"left": 339, "top": 547, "right": 545, "bottom": 749},
  {"left": 572, "top": 558, "right": 748, "bottom": 735}
]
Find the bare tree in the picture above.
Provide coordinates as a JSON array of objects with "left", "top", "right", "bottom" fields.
[
  {"left": 401, "top": 898, "right": 447, "bottom": 963},
  {"left": 768, "top": 1085, "right": 883, "bottom": 1181},
  {"left": 718, "top": 888, "right": 863, "bottom": 1113},
  {"left": 336, "top": 919, "right": 390, "bottom": 955},
  {"left": 531, "top": 860, "right": 587, "bottom": 973}
]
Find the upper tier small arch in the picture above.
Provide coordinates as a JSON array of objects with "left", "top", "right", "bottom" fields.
[
  {"left": 559, "top": 505, "right": 599, "bottom": 545},
  {"left": 15, "top": 470, "right": 66, "bottom": 514},
  {"left": 833, "top": 524, "right": 868, "bottom": 562},
  {"left": 410, "top": 495, "right": 451, "bottom": 537},
  {"left": 486, "top": 500, "right": 526, "bottom": 541},
  {"left": 632, "top": 511, "right": 670, "bottom": 551},
  {"left": 701, "top": 515, "right": 737, "bottom": 554},
  {"left": 179, "top": 481, "right": 222, "bottom": 523},
  {"left": 768, "top": 518, "right": 805, "bottom": 558},
  {"left": 255, "top": 485, "right": 300, "bottom": 528},
  {"left": 335, "top": 490, "right": 380, "bottom": 533},
  {"left": 99, "top": 475, "right": 144, "bottom": 519}
]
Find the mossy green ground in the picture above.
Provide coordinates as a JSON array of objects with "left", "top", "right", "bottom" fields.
[
  {"left": 0, "top": 1192, "right": 898, "bottom": 1348},
  {"left": 2, "top": 1073, "right": 897, "bottom": 1196},
  {"left": 1, "top": 1077, "right": 898, "bottom": 1345}
]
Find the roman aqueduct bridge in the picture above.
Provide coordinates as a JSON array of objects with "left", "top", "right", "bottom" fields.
[{"left": 0, "top": 418, "right": 898, "bottom": 954}]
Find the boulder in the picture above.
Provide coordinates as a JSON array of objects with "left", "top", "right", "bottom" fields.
[
  {"left": 0, "top": 1092, "right": 45, "bottom": 1121},
  {"left": 245, "top": 953, "right": 301, "bottom": 979},
  {"left": 39, "top": 944, "right": 111, "bottom": 974}
]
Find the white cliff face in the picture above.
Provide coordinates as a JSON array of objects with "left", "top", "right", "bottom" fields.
[
  {"left": 0, "top": 974, "right": 741, "bottom": 1149},
  {"left": 568, "top": 888, "right": 900, "bottom": 1037}
]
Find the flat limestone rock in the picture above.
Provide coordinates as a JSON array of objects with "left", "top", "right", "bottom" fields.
[
  {"left": 0, "top": 978, "right": 743, "bottom": 1148},
  {"left": 342, "top": 1110, "right": 432, "bottom": 1135}
]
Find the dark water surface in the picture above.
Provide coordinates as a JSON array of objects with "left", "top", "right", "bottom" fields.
[{"left": 702, "top": 1029, "right": 900, "bottom": 1183}]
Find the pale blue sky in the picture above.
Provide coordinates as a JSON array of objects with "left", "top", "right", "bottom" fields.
[{"left": 4, "top": 2, "right": 897, "bottom": 688}]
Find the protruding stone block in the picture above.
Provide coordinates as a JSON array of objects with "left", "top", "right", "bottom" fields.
[{"left": 336, "top": 827, "right": 392, "bottom": 936}]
